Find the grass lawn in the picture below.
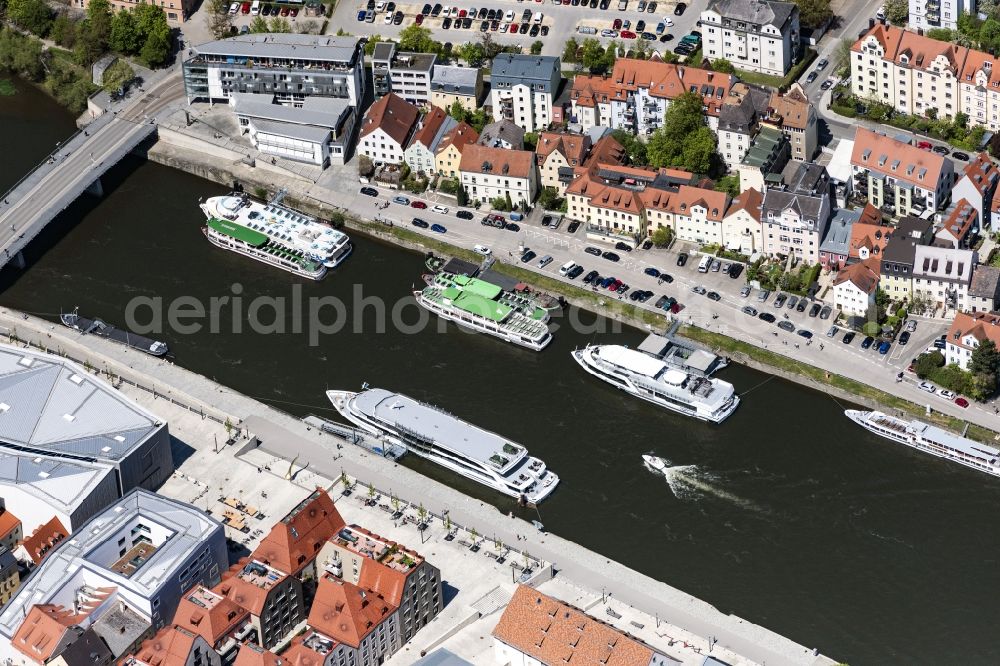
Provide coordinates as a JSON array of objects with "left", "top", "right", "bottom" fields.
[{"left": 733, "top": 48, "right": 817, "bottom": 89}]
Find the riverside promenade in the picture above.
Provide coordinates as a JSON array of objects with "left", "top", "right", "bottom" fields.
[{"left": 0, "top": 308, "right": 838, "bottom": 666}]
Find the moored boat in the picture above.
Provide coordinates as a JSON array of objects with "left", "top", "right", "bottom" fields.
[
  {"left": 203, "top": 219, "right": 327, "bottom": 280},
  {"left": 61, "top": 308, "right": 168, "bottom": 357}
]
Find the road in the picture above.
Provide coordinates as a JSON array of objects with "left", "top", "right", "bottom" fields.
[
  {"left": 321, "top": 181, "right": 1000, "bottom": 431},
  {"left": 0, "top": 72, "right": 184, "bottom": 268},
  {"left": 329, "top": 0, "right": 701, "bottom": 58}
]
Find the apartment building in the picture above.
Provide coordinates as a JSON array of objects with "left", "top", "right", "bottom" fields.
[
  {"left": 372, "top": 43, "right": 437, "bottom": 105},
  {"left": 459, "top": 145, "right": 538, "bottom": 208},
  {"left": 850, "top": 128, "right": 954, "bottom": 217},
  {"left": 404, "top": 106, "right": 457, "bottom": 176},
  {"left": 968, "top": 265, "right": 1000, "bottom": 313},
  {"left": 183, "top": 34, "right": 366, "bottom": 107},
  {"left": 215, "top": 559, "right": 305, "bottom": 650},
  {"left": 251, "top": 489, "right": 347, "bottom": 582},
  {"left": 833, "top": 258, "right": 880, "bottom": 318},
  {"left": 493, "top": 585, "right": 675, "bottom": 666},
  {"left": 951, "top": 152, "right": 1000, "bottom": 225},
  {"left": 490, "top": 55, "right": 561, "bottom": 132},
  {"left": 761, "top": 161, "right": 833, "bottom": 263},
  {"left": 910, "top": 0, "right": 976, "bottom": 32},
  {"left": 718, "top": 84, "right": 770, "bottom": 171},
  {"left": 477, "top": 120, "right": 525, "bottom": 150},
  {"left": 764, "top": 84, "right": 818, "bottom": 161},
  {"left": 72, "top": 0, "right": 193, "bottom": 23},
  {"left": 171, "top": 584, "right": 252, "bottom": 663},
  {"left": 935, "top": 199, "right": 979, "bottom": 248},
  {"left": 13, "top": 517, "right": 67, "bottom": 567},
  {"left": 431, "top": 65, "right": 483, "bottom": 112},
  {"left": 434, "top": 122, "right": 479, "bottom": 179},
  {"left": 0, "top": 547, "right": 18, "bottom": 606},
  {"left": 721, "top": 187, "right": 764, "bottom": 254},
  {"left": 358, "top": 93, "right": 421, "bottom": 166},
  {"left": 0, "top": 502, "right": 22, "bottom": 552},
  {"left": 570, "top": 59, "right": 734, "bottom": 137},
  {"left": 880, "top": 216, "right": 935, "bottom": 299},
  {"left": 945, "top": 311, "right": 1000, "bottom": 370},
  {"left": 701, "top": 0, "right": 801, "bottom": 77},
  {"left": 912, "top": 244, "right": 978, "bottom": 313},
  {"left": 230, "top": 93, "right": 355, "bottom": 167},
  {"left": 535, "top": 132, "right": 591, "bottom": 194},
  {"left": 737, "top": 124, "right": 790, "bottom": 193},
  {"left": 125, "top": 626, "right": 221, "bottom": 666},
  {"left": 304, "top": 575, "right": 401, "bottom": 666},
  {"left": 0, "top": 490, "right": 227, "bottom": 666}
]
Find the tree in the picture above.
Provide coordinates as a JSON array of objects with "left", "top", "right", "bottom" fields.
[
  {"left": 580, "top": 37, "right": 613, "bottom": 74},
  {"left": 86, "top": 0, "right": 113, "bottom": 48},
  {"left": 133, "top": 3, "right": 168, "bottom": 39},
  {"left": 110, "top": 10, "right": 141, "bottom": 54},
  {"left": 523, "top": 132, "right": 538, "bottom": 151},
  {"left": 710, "top": 58, "right": 735, "bottom": 74},
  {"left": 398, "top": 25, "right": 439, "bottom": 53},
  {"left": 914, "top": 351, "right": 946, "bottom": 379},
  {"left": 538, "top": 187, "right": 563, "bottom": 211},
  {"left": 478, "top": 31, "right": 503, "bottom": 62},
  {"left": 0, "top": 28, "right": 44, "bottom": 80},
  {"left": 269, "top": 17, "right": 292, "bottom": 32},
  {"left": 530, "top": 40, "right": 544, "bottom": 55},
  {"left": 714, "top": 174, "right": 740, "bottom": 197},
  {"left": 969, "top": 339, "right": 1000, "bottom": 398},
  {"left": 981, "top": 18, "right": 1000, "bottom": 55},
  {"left": 926, "top": 28, "right": 955, "bottom": 41},
  {"left": 646, "top": 91, "right": 719, "bottom": 174},
  {"left": 793, "top": 0, "right": 833, "bottom": 29},
  {"left": 456, "top": 42, "right": 486, "bottom": 66},
  {"left": 205, "top": 0, "right": 233, "bottom": 39},
  {"left": 102, "top": 59, "right": 134, "bottom": 92},
  {"left": 651, "top": 227, "right": 673, "bottom": 248},
  {"left": 7, "top": 0, "right": 53, "bottom": 37},
  {"left": 139, "top": 25, "right": 171, "bottom": 67},
  {"left": 834, "top": 37, "right": 853, "bottom": 74},
  {"left": 74, "top": 22, "right": 106, "bottom": 66},
  {"left": 250, "top": 15, "right": 269, "bottom": 33},
  {"left": 364, "top": 35, "right": 384, "bottom": 56},
  {"left": 562, "top": 37, "right": 579, "bottom": 64},
  {"left": 883, "top": 0, "right": 908, "bottom": 25},
  {"left": 50, "top": 14, "right": 77, "bottom": 48},
  {"left": 611, "top": 129, "right": 647, "bottom": 165}
]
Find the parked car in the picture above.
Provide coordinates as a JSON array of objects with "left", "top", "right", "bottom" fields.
[
  {"left": 520, "top": 250, "right": 537, "bottom": 263},
  {"left": 537, "top": 255, "right": 553, "bottom": 268},
  {"left": 905, "top": 319, "right": 918, "bottom": 332},
  {"left": 777, "top": 320, "right": 795, "bottom": 332},
  {"left": 602, "top": 251, "right": 621, "bottom": 262},
  {"left": 644, "top": 267, "right": 661, "bottom": 278},
  {"left": 918, "top": 381, "right": 936, "bottom": 393},
  {"left": 568, "top": 265, "right": 585, "bottom": 279},
  {"left": 809, "top": 303, "right": 821, "bottom": 317},
  {"left": 473, "top": 244, "right": 491, "bottom": 255},
  {"left": 934, "top": 335, "right": 947, "bottom": 349},
  {"left": 742, "top": 305, "right": 758, "bottom": 316},
  {"left": 659, "top": 273, "right": 673, "bottom": 283},
  {"left": 710, "top": 259, "right": 721, "bottom": 272},
  {"left": 614, "top": 241, "right": 633, "bottom": 252},
  {"left": 955, "top": 397, "right": 970, "bottom": 408},
  {"left": 728, "top": 263, "right": 743, "bottom": 279},
  {"left": 826, "top": 326, "right": 839, "bottom": 337},
  {"left": 787, "top": 295, "right": 798, "bottom": 309},
  {"left": 878, "top": 340, "right": 892, "bottom": 354},
  {"left": 916, "top": 140, "right": 933, "bottom": 151},
  {"left": 673, "top": 1, "right": 685, "bottom": 14},
  {"left": 585, "top": 246, "right": 602, "bottom": 256},
  {"left": 740, "top": 285, "right": 751, "bottom": 298},
  {"left": 758, "top": 312, "right": 776, "bottom": 323},
  {"left": 456, "top": 210, "right": 474, "bottom": 220},
  {"left": 816, "top": 58, "right": 829, "bottom": 70},
  {"left": 806, "top": 71, "right": 818, "bottom": 83},
  {"left": 899, "top": 331, "right": 911, "bottom": 345},
  {"left": 796, "top": 299, "right": 808, "bottom": 312},
  {"left": 359, "top": 186, "right": 378, "bottom": 197},
  {"left": 567, "top": 221, "right": 581, "bottom": 233},
  {"left": 774, "top": 293, "right": 787, "bottom": 307},
  {"left": 392, "top": 195, "right": 410, "bottom": 205},
  {"left": 842, "top": 331, "right": 856, "bottom": 344},
  {"left": 411, "top": 200, "right": 427, "bottom": 209},
  {"left": 707, "top": 291, "right": 721, "bottom": 301},
  {"left": 505, "top": 223, "right": 520, "bottom": 232},
  {"left": 411, "top": 218, "right": 429, "bottom": 229},
  {"left": 430, "top": 223, "right": 446, "bottom": 233},
  {"left": 861, "top": 336, "right": 875, "bottom": 349},
  {"left": 821, "top": 79, "right": 835, "bottom": 90},
  {"left": 691, "top": 285, "right": 707, "bottom": 295},
  {"left": 953, "top": 151, "right": 970, "bottom": 161},
  {"left": 676, "top": 252, "right": 688, "bottom": 266},
  {"left": 819, "top": 305, "right": 832, "bottom": 319},
  {"left": 797, "top": 329, "right": 813, "bottom": 340},
  {"left": 583, "top": 270, "right": 599, "bottom": 284},
  {"left": 939, "top": 389, "right": 957, "bottom": 400},
  {"left": 757, "top": 289, "right": 770, "bottom": 302}
]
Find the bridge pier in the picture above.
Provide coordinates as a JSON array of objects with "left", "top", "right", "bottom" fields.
[{"left": 85, "top": 178, "right": 104, "bottom": 198}]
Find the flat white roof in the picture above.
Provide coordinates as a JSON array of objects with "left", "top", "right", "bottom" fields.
[{"left": 596, "top": 346, "right": 665, "bottom": 378}]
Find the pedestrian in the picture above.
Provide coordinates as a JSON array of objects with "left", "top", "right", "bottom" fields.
[{"left": 794, "top": 343, "right": 799, "bottom": 349}]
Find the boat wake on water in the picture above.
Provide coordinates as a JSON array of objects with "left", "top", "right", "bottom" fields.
[{"left": 642, "top": 455, "right": 766, "bottom": 513}]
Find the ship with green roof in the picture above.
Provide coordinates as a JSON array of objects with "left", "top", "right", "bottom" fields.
[
  {"left": 203, "top": 218, "right": 327, "bottom": 280},
  {"left": 414, "top": 272, "right": 552, "bottom": 351}
]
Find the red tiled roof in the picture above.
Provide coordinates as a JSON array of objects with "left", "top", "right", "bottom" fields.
[
  {"left": 960, "top": 152, "right": 1000, "bottom": 197},
  {"left": 849, "top": 218, "right": 890, "bottom": 259},
  {"left": 232, "top": 642, "right": 283, "bottom": 666},
  {"left": 851, "top": 128, "right": 947, "bottom": 190},
  {"left": 0, "top": 508, "right": 21, "bottom": 542},
  {"left": 667, "top": 184, "right": 729, "bottom": 220},
  {"left": 834, "top": 258, "right": 880, "bottom": 294},
  {"left": 19, "top": 517, "right": 67, "bottom": 565},
  {"left": 13, "top": 605, "right": 80, "bottom": 664},
  {"left": 408, "top": 106, "right": 449, "bottom": 151},
  {"left": 359, "top": 93, "right": 420, "bottom": 146},
  {"left": 938, "top": 199, "right": 979, "bottom": 242},
  {"left": 215, "top": 559, "right": 285, "bottom": 616},
  {"left": 853, "top": 23, "right": 965, "bottom": 74},
  {"left": 724, "top": 186, "right": 763, "bottom": 222},
  {"left": 947, "top": 312, "right": 1000, "bottom": 351},
  {"left": 583, "top": 135, "right": 627, "bottom": 167},
  {"left": 278, "top": 634, "right": 334, "bottom": 666},
  {"left": 307, "top": 576, "right": 396, "bottom": 649},
  {"left": 125, "top": 626, "right": 200, "bottom": 666},
  {"left": 172, "top": 585, "right": 249, "bottom": 647},
  {"left": 493, "top": 586, "right": 656, "bottom": 666},
  {"left": 535, "top": 132, "right": 589, "bottom": 166},
  {"left": 435, "top": 121, "right": 478, "bottom": 155},
  {"left": 252, "top": 489, "right": 346, "bottom": 576},
  {"left": 459, "top": 144, "right": 535, "bottom": 180}
]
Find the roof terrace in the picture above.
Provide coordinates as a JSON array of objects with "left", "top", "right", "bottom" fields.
[
  {"left": 334, "top": 526, "right": 423, "bottom": 572},
  {"left": 236, "top": 560, "right": 285, "bottom": 590},
  {"left": 109, "top": 542, "right": 158, "bottom": 578}
]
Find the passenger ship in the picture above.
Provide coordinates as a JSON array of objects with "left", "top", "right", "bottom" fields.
[
  {"left": 846, "top": 409, "right": 1000, "bottom": 477},
  {"left": 203, "top": 219, "right": 327, "bottom": 280},
  {"left": 200, "top": 194, "right": 352, "bottom": 271},
  {"left": 415, "top": 273, "right": 552, "bottom": 351},
  {"left": 327, "top": 388, "right": 560, "bottom": 504},
  {"left": 572, "top": 344, "right": 740, "bottom": 423}
]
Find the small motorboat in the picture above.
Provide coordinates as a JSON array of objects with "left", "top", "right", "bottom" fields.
[
  {"left": 642, "top": 455, "right": 667, "bottom": 473},
  {"left": 531, "top": 520, "right": 545, "bottom": 532}
]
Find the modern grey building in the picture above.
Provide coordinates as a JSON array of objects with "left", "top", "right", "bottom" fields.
[
  {"left": 371, "top": 43, "right": 437, "bottom": 105},
  {"left": 183, "top": 34, "right": 366, "bottom": 107},
  {"left": 701, "top": 0, "right": 801, "bottom": 77},
  {"left": 230, "top": 92, "right": 356, "bottom": 167},
  {"left": 489, "top": 54, "right": 561, "bottom": 133},
  {"left": 0, "top": 490, "right": 227, "bottom": 665},
  {"left": 0, "top": 344, "right": 172, "bottom": 536}
]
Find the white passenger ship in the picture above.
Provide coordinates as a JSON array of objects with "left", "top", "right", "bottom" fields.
[
  {"left": 203, "top": 219, "right": 327, "bottom": 280},
  {"left": 414, "top": 273, "right": 552, "bottom": 351},
  {"left": 571, "top": 344, "right": 740, "bottom": 423},
  {"left": 327, "top": 388, "right": 560, "bottom": 504},
  {"left": 200, "top": 194, "right": 352, "bottom": 268},
  {"left": 846, "top": 409, "right": 1000, "bottom": 477}
]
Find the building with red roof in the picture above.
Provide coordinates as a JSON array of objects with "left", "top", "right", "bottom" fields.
[
  {"left": 946, "top": 312, "right": 1000, "bottom": 370},
  {"left": 214, "top": 559, "right": 304, "bottom": 650},
  {"left": 171, "top": 585, "right": 251, "bottom": 662},
  {"left": 0, "top": 502, "right": 22, "bottom": 553},
  {"left": 953, "top": 153, "right": 1000, "bottom": 227},
  {"left": 230, "top": 642, "right": 282, "bottom": 666},
  {"left": 251, "top": 488, "right": 346, "bottom": 580},
  {"left": 122, "top": 625, "right": 219, "bottom": 666},
  {"left": 14, "top": 516, "right": 67, "bottom": 567}
]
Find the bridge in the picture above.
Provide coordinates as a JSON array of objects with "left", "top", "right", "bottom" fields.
[{"left": 0, "top": 72, "right": 183, "bottom": 269}]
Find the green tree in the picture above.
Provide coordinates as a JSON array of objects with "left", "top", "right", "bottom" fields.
[
  {"left": 0, "top": 28, "right": 44, "bottom": 80},
  {"left": 646, "top": 91, "right": 719, "bottom": 174},
  {"left": 710, "top": 58, "right": 735, "bottom": 74},
  {"left": 398, "top": 24, "right": 439, "bottom": 53},
  {"left": 914, "top": 351, "right": 946, "bottom": 379},
  {"left": 580, "top": 38, "right": 613, "bottom": 74},
  {"left": 74, "top": 22, "right": 106, "bottom": 66},
  {"left": 86, "top": 0, "right": 113, "bottom": 48},
  {"left": 364, "top": 36, "right": 384, "bottom": 56},
  {"left": 102, "top": 59, "right": 134, "bottom": 92},
  {"left": 448, "top": 99, "right": 468, "bottom": 123},
  {"left": 139, "top": 25, "right": 171, "bottom": 67},
  {"left": 456, "top": 41, "right": 486, "bottom": 66},
  {"left": 714, "top": 174, "right": 740, "bottom": 197},
  {"left": 969, "top": 339, "right": 1000, "bottom": 398},
  {"left": 7, "top": 0, "right": 53, "bottom": 37},
  {"left": 50, "top": 14, "right": 77, "bottom": 48},
  {"left": 883, "top": 0, "right": 908, "bottom": 25},
  {"left": 793, "top": 0, "right": 833, "bottom": 29},
  {"left": 110, "top": 10, "right": 141, "bottom": 54},
  {"left": 651, "top": 226, "right": 673, "bottom": 248},
  {"left": 133, "top": 3, "right": 168, "bottom": 39},
  {"left": 530, "top": 40, "right": 543, "bottom": 55},
  {"left": 610, "top": 129, "right": 647, "bottom": 165},
  {"left": 269, "top": 17, "right": 292, "bottom": 32},
  {"left": 834, "top": 37, "right": 853, "bottom": 74},
  {"left": 204, "top": 0, "right": 234, "bottom": 39},
  {"left": 562, "top": 37, "right": 579, "bottom": 64},
  {"left": 981, "top": 18, "right": 1000, "bottom": 54},
  {"left": 250, "top": 15, "right": 269, "bottom": 33},
  {"left": 926, "top": 28, "right": 955, "bottom": 41},
  {"left": 523, "top": 132, "right": 538, "bottom": 151},
  {"left": 538, "top": 187, "right": 563, "bottom": 211}
]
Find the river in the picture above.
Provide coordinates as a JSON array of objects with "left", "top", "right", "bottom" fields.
[{"left": 2, "top": 77, "right": 999, "bottom": 665}]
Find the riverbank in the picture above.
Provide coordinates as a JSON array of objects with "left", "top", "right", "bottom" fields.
[
  {"left": 0, "top": 308, "right": 838, "bottom": 666},
  {"left": 145, "top": 136, "right": 1000, "bottom": 446}
]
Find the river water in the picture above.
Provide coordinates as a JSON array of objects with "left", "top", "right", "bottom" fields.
[{"left": 3, "top": 78, "right": 1000, "bottom": 665}]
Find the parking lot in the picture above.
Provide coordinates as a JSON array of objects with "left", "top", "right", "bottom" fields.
[{"left": 331, "top": 0, "right": 701, "bottom": 57}]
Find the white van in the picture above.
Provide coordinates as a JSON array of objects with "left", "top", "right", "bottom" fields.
[
  {"left": 250, "top": 0, "right": 260, "bottom": 14},
  {"left": 697, "top": 255, "right": 712, "bottom": 273},
  {"left": 559, "top": 261, "right": 578, "bottom": 276}
]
